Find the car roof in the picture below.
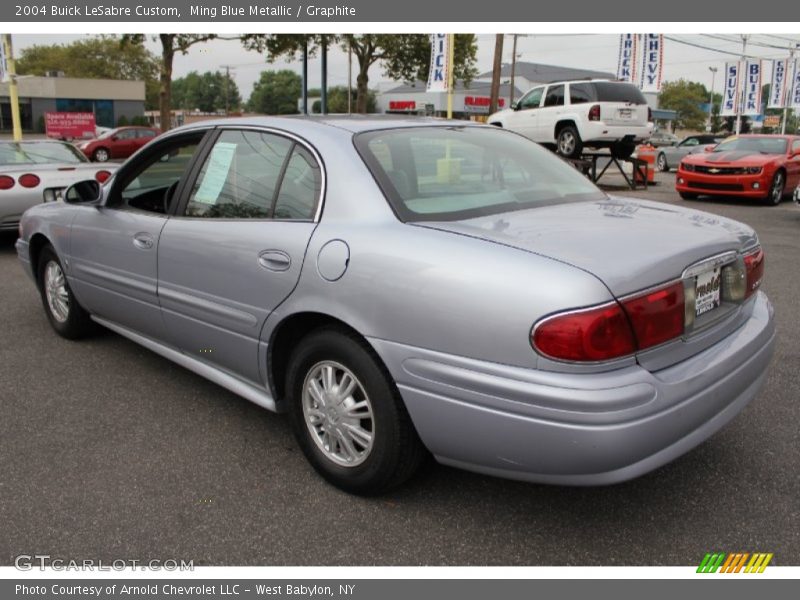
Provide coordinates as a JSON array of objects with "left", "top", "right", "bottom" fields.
[{"left": 171, "top": 114, "right": 485, "bottom": 135}]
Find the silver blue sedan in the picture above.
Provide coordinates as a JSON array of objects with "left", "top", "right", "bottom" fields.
[{"left": 15, "top": 117, "right": 775, "bottom": 494}]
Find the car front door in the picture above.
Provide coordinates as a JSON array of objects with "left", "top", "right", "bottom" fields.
[
  {"left": 506, "top": 86, "right": 544, "bottom": 140},
  {"left": 157, "top": 128, "right": 322, "bottom": 385},
  {"left": 68, "top": 130, "right": 210, "bottom": 340}
]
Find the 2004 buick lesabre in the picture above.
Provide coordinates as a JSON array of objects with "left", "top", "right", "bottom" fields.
[{"left": 15, "top": 116, "right": 775, "bottom": 494}]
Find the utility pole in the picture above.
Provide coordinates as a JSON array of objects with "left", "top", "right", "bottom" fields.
[
  {"left": 735, "top": 34, "right": 749, "bottom": 135},
  {"left": 2, "top": 34, "right": 22, "bottom": 141},
  {"left": 220, "top": 64, "right": 234, "bottom": 115},
  {"left": 510, "top": 34, "right": 518, "bottom": 106},
  {"left": 301, "top": 41, "right": 308, "bottom": 115},
  {"left": 347, "top": 40, "right": 352, "bottom": 114},
  {"left": 781, "top": 44, "right": 798, "bottom": 135},
  {"left": 708, "top": 66, "right": 718, "bottom": 132},
  {"left": 446, "top": 34, "right": 455, "bottom": 119},
  {"left": 489, "top": 34, "right": 504, "bottom": 115}
]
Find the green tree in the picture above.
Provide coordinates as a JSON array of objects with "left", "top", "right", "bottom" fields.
[
  {"left": 247, "top": 70, "right": 302, "bottom": 115},
  {"left": 307, "top": 86, "right": 377, "bottom": 113},
  {"left": 242, "top": 34, "right": 478, "bottom": 114},
  {"left": 16, "top": 36, "right": 160, "bottom": 109},
  {"left": 172, "top": 71, "right": 241, "bottom": 113},
  {"left": 658, "top": 79, "right": 710, "bottom": 131},
  {"left": 122, "top": 34, "right": 217, "bottom": 131}
]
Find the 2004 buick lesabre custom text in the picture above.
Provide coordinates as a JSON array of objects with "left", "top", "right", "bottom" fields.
[{"left": 16, "top": 117, "right": 775, "bottom": 494}]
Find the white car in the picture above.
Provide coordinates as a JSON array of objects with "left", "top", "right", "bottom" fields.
[
  {"left": 794, "top": 185, "right": 799, "bottom": 206},
  {"left": 488, "top": 79, "right": 654, "bottom": 160}
]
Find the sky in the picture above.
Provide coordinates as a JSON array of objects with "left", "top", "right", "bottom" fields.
[{"left": 12, "top": 33, "right": 800, "bottom": 102}]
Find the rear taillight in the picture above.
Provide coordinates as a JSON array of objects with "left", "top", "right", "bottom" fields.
[
  {"left": 532, "top": 303, "right": 636, "bottom": 362},
  {"left": 588, "top": 104, "right": 601, "bottom": 121},
  {"left": 95, "top": 170, "right": 112, "bottom": 183},
  {"left": 743, "top": 247, "right": 765, "bottom": 299},
  {"left": 620, "top": 281, "right": 684, "bottom": 351},
  {"left": 18, "top": 173, "right": 40, "bottom": 188},
  {"left": 532, "top": 281, "right": 685, "bottom": 362},
  {"left": 0, "top": 175, "right": 14, "bottom": 190}
]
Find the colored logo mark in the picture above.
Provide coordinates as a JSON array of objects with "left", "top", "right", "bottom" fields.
[{"left": 697, "top": 552, "right": 774, "bottom": 573}]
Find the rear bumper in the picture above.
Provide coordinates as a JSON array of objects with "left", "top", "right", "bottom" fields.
[
  {"left": 581, "top": 122, "right": 653, "bottom": 144},
  {"left": 371, "top": 292, "right": 774, "bottom": 485},
  {"left": 676, "top": 169, "right": 770, "bottom": 198}
]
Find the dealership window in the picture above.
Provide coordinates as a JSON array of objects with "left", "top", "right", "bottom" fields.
[
  {"left": 55, "top": 98, "right": 114, "bottom": 128},
  {"left": 0, "top": 98, "right": 33, "bottom": 132}
]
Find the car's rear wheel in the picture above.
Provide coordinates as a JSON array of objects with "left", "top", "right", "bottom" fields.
[
  {"left": 679, "top": 191, "right": 699, "bottom": 200},
  {"left": 657, "top": 153, "right": 669, "bottom": 172},
  {"left": 92, "top": 147, "right": 110, "bottom": 162},
  {"left": 556, "top": 126, "right": 583, "bottom": 159},
  {"left": 610, "top": 141, "right": 637, "bottom": 160},
  {"left": 286, "top": 327, "right": 426, "bottom": 495},
  {"left": 37, "top": 246, "right": 94, "bottom": 339},
  {"left": 767, "top": 171, "right": 785, "bottom": 206}
]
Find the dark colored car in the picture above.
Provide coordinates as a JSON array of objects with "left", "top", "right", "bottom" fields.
[
  {"left": 77, "top": 126, "right": 160, "bottom": 162},
  {"left": 676, "top": 134, "right": 800, "bottom": 205}
]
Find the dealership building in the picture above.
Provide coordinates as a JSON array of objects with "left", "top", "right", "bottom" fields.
[{"left": 0, "top": 75, "right": 146, "bottom": 133}]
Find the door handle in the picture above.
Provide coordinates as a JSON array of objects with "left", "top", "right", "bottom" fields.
[
  {"left": 258, "top": 250, "right": 291, "bottom": 271},
  {"left": 133, "top": 232, "right": 154, "bottom": 250}
]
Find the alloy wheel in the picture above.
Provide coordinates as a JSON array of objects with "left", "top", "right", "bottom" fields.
[
  {"left": 44, "top": 261, "right": 70, "bottom": 323},
  {"left": 558, "top": 131, "right": 576, "bottom": 156}
]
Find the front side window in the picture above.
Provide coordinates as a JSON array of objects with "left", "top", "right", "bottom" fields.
[
  {"left": 681, "top": 138, "right": 699, "bottom": 147},
  {"left": 518, "top": 87, "right": 544, "bottom": 110},
  {"left": 184, "top": 129, "right": 321, "bottom": 220},
  {"left": 355, "top": 126, "right": 604, "bottom": 222},
  {"left": 138, "top": 129, "right": 157, "bottom": 138}
]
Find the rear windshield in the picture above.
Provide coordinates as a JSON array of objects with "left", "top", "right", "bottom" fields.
[
  {"left": 591, "top": 82, "right": 647, "bottom": 104},
  {"left": 711, "top": 136, "right": 787, "bottom": 155},
  {"left": 0, "top": 142, "right": 87, "bottom": 166},
  {"left": 354, "top": 126, "right": 605, "bottom": 222}
]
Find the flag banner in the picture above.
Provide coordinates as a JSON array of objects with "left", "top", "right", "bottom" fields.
[
  {"left": 721, "top": 61, "right": 740, "bottom": 116},
  {"left": 742, "top": 59, "right": 763, "bottom": 115},
  {"left": 768, "top": 59, "right": 789, "bottom": 108},
  {"left": 639, "top": 34, "right": 663, "bottom": 92},
  {"left": 617, "top": 34, "right": 638, "bottom": 83},
  {"left": 0, "top": 35, "right": 8, "bottom": 83},
  {"left": 426, "top": 34, "right": 450, "bottom": 93},
  {"left": 791, "top": 60, "right": 800, "bottom": 109}
]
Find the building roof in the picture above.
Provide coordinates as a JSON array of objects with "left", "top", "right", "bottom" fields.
[
  {"left": 383, "top": 80, "right": 524, "bottom": 97},
  {"left": 477, "top": 62, "right": 615, "bottom": 84}
]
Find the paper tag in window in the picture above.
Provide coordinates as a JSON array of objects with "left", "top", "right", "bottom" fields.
[{"left": 193, "top": 142, "right": 237, "bottom": 204}]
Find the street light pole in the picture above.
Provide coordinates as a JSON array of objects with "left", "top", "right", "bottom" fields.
[
  {"left": 735, "top": 35, "right": 749, "bottom": 135},
  {"left": 708, "top": 66, "right": 718, "bottom": 132},
  {"left": 781, "top": 44, "right": 798, "bottom": 135},
  {"left": 510, "top": 34, "right": 518, "bottom": 106}
]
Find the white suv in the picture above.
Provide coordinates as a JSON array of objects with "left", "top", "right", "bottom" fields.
[{"left": 488, "top": 79, "right": 654, "bottom": 159}]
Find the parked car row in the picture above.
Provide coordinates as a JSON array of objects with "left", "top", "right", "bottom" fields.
[
  {"left": 15, "top": 116, "right": 775, "bottom": 494},
  {"left": 75, "top": 126, "right": 161, "bottom": 162}
]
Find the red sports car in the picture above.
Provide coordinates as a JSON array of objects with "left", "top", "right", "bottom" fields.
[
  {"left": 76, "top": 126, "right": 161, "bottom": 163},
  {"left": 676, "top": 134, "right": 800, "bottom": 205}
]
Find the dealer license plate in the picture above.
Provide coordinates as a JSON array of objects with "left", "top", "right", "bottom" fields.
[
  {"left": 618, "top": 108, "right": 633, "bottom": 119},
  {"left": 695, "top": 267, "right": 721, "bottom": 317}
]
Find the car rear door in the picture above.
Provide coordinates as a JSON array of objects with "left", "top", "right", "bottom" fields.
[{"left": 157, "top": 127, "right": 323, "bottom": 385}]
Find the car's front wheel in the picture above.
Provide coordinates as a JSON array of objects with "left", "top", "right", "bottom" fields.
[
  {"left": 286, "top": 327, "right": 426, "bottom": 495},
  {"left": 556, "top": 125, "right": 583, "bottom": 159},
  {"left": 657, "top": 153, "right": 669, "bottom": 172},
  {"left": 37, "top": 246, "right": 94, "bottom": 339},
  {"left": 767, "top": 170, "right": 785, "bottom": 206},
  {"left": 92, "top": 147, "right": 110, "bottom": 162}
]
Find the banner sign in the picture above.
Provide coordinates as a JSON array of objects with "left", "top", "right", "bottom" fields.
[
  {"left": 791, "top": 60, "right": 800, "bottom": 109},
  {"left": 617, "top": 34, "right": 638, "bottom": 83},
  {"left": 639, "top": 34, "right": 663, "bottom": 92},
  {"left": 426, "top": 34, "right": 450, "bottom": 93},
  {"left": 45, "top": 112, "right": 96, "bottom": 140},
  {"left": 721, "top": 61, "right": 740, "bottom": 116},
  {"left": 0, "top": 34, "right": 8, "bottom": 83},
  {"left": 742, "top": 59, "right": 763, "bottom": 115},
  {"left": 768, "top": 59, "right": 789, "bottom": 108}
]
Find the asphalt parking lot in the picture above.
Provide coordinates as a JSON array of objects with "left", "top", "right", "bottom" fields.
[{"left": 1, "top": 170, "right": 798, "bottom": 567}]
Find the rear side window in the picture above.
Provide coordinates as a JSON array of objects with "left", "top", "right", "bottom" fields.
[
  {"left": 544, "top": 85, "right": 565, "bottom": 107},
  {"left": 272, "top": 146, "right": 322, "bottom": 220},
  {"left": 592, "top": 82, "right": 647, "bottom": 104},
  {"left": 138, "top": 130, "right": 157, "bottom": 138},
  {"left": 569, "top": 83, "right": 595, "bottom": 104}
]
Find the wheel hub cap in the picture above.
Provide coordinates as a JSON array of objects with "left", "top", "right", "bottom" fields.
[
  {"left": 302, "top": 361, "right": 374, "bottom": 467},
  {"left": 44, "top": 261, "right": 69, "bottom": 323}
]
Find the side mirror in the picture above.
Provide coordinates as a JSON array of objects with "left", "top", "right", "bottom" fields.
[
  {"left": 511, "top": 102, "right": 519, "bottom": 111},
  {"left": 791, "top": 149, "right": 800, "bottom": 159},
  {"left": 64, "top": 180, "right": 102, "bottom": 204},
  {"left": 110, "top": 135, "right": 118, "bottom": 141},
  {"left": 671, "top": 141, "right": 678, "bottom": 146},
  {"left": 703, "top": 145, "right": 716, "bottom": 152}
]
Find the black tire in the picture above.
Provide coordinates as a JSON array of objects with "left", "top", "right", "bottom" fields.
[
  {"left": 679, "top": 191, "right": 699, "bottom": 200},
  {"left": 657, "top": 152, "right": 670, "bottom": 172},
  {"left": 766, "top": 170, "right": 785, "bottom": 206},
  {"left": 556, "top": 125, "right": 583, "bottom": 159},
  {"left": 92, "top": 147, "right": 110, "bottom": 162},
  {"left": 37, "top": 246, "right": 94, "bottom": 339},
  {"left": 286, "top": 327, "right": 426, "bottom": 495},
  {"left": 611, "top": 141, "right": 637, "bottom": 160}
]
